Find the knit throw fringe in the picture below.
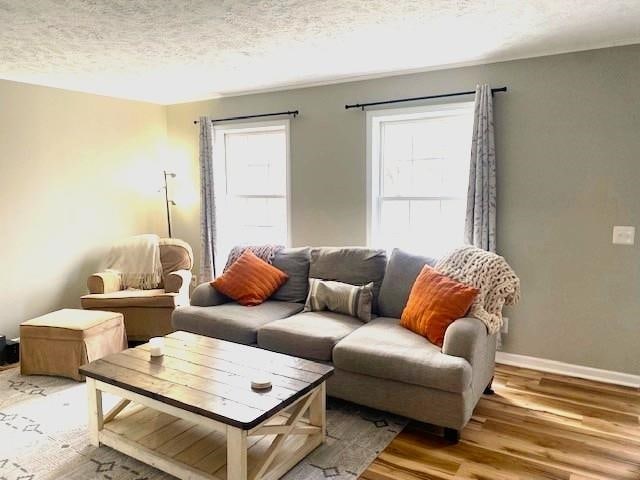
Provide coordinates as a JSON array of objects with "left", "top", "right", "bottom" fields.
[
  {"left": 224, "top": 244, "right": 285, "bottom": 272},
  {"left": 436, "top": 245, "right": 520, "bottom": 335}
]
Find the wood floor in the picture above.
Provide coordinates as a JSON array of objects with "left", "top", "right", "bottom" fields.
[{"left": 361, "top": 364, "right": 640, "bottom": 480}]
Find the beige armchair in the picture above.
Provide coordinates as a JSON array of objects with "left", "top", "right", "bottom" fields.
[{"left": 81, "top": 238, "right": 194, "bottom": 341}]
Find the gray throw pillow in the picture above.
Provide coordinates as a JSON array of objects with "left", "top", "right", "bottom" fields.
[
  {"left": 377, "top": 248, "right": 438, "bottom": 318},
  {"left": 304, "top": 278, "right": 373, "bottom": 322},
  {"left": 271, "top": 247, "right": 311, "bottom": 303}
]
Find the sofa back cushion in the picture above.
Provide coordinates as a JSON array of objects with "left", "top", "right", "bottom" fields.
[
  {"left": 271, "top": 247, "right": 311, "bottom": 303},
  {"left": 378, "top": 248, "right": 437, "bottom": 318},
  {"left": 309, "top": 247, "right": 387, "bottom": 312}
]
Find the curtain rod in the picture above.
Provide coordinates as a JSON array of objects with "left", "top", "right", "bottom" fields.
[
  {"left": 344, "top": 86, "right": 507, "bottom": 111},
  {"left": 193, "top": 110, "right": 299, "bottom": 124}
]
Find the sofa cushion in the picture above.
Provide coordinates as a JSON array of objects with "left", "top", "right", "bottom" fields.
[
  {"left": 333, "top": 317, "right": 472, "bottom": 393},
  {"left": 309, "top": 247, "right": 387, "bottom": 312},
  {"left": 378, "top": 248, "right": 437, "bottom": 318},
  {"left": 172, "top": 301, "right": 303, "bottom": 345},
  {"left": 271, "top": 247, "right": 311, "bottom": 303},
  {"left": 257, "top": 311, "right": 363, "bottom": 361},
  {"left": 81, "top": 289, "right": 184, "bottom": 309}
]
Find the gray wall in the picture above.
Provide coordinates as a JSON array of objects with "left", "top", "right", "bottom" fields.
[
  {"left": 0, "top": 79, "right": 166, "bottom": 339},
  {"left": 166, "top": 45, "right": 640, "bottom": 375}
]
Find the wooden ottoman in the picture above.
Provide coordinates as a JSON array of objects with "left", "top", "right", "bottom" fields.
[{"left": 20, "top": 308, "right": 127, "bottom": 381}]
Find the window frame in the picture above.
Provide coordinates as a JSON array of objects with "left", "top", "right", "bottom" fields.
[
  {"left": 212, "top": 119, "right": 292, "bottom": 267},
  {"left": 365, "top": 101, "right": 474, "bottom": 250}
]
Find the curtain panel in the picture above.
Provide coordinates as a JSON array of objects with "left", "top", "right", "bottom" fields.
[
  {"left": 198, "top": 116, "right": 217, "bottom": 281},
  {"left": 465, "top": 84, "right": 497, "bottom": 253}
]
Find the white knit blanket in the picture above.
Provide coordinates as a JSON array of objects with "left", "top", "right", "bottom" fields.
[
  {"left": 436, "top": 246, "right": 520, "bottom": 334},
  {"left": 104, "top": 234, "right": 163, "bottom": 289}
]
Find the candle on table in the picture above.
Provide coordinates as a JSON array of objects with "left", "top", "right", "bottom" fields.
[{"left": 149, "top": 337, "right": 164, "bottom": 357}]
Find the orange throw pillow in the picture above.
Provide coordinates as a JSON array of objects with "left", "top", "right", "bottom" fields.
[
  {"left": 400, "top": 265, "right": 478, "bottom": 347},
  {"left": 211, "top": 250, "right": 288, "bottom": 306}
]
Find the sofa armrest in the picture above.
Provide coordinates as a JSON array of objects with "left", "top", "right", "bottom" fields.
[
  {"left": 443, "top": 317, "right": 497, "bottom": 398},
  {"left": 165, "top": 269, "right": 192, "bottom": 294},
  {"left": 87, "top": 271, "right": 122, "bottom": 294},
  {"left": 190, "top": 282, "right": 230, "bottom": 307},
  {"left": 442, "top": 317, "right": 491, "bottom": 366}
]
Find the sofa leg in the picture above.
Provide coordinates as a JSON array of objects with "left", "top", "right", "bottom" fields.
[
  {"left": 443, "top": 428, "right": 460, "bottom": 443},
  {"left": 483, "top": 376, "right": 495, "bottom": 395}
]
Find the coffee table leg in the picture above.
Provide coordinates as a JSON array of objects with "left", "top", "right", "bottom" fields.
[
  {"left": 227, "top": 426, "right": 247, "bottom": 480},
  {"left": 87, "top": 378, "right": 103, "bottom": 447},
  {"left": 309, "top": 383, "right": 326, "bottom": 442}
]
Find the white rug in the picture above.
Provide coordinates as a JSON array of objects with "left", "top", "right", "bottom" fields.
[{"left": 0, "top": 368, "right": 407, "bottom": 480}]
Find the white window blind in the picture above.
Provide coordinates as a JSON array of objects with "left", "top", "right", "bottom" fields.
[
  {"left": 368, "top": 103, "right": 474, "bottom": 257},
  {"left": 213, "top": 121, "right": 290, "bottom": 271}
]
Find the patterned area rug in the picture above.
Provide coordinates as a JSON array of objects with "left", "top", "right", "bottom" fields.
[{"left": 0, "top": 368, "right": 407, "bottom": 480}]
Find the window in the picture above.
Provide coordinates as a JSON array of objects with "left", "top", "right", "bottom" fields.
[
  {"left": 213, "top": 120, "right": 290, "bottom": 272},
  {"left": 367, "top": 102, "right": 474, "bottom": 257}
]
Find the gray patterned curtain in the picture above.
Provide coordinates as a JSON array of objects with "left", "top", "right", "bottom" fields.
[
  {"left": 465, "top": 84, "right": 496, "bottom": 252},
  {"left": 199, "top": 116, "right": 217, "bottom": 281}
]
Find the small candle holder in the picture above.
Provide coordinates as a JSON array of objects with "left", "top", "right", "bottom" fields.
[
  {"left": 149, "top": 337, "right": 165, "bottom": 357},
  {"left": 251, "top": 377, "right": 272, "bottom": 390}
]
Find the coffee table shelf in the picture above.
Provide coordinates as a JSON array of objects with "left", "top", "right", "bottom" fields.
[
  {"left": 81, "top": 331, "right": 333, "bottom": 480},
  {"left": 97, "top": 391, "right": 322, "bottom": 480}
]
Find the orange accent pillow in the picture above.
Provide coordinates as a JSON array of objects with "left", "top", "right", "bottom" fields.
[
  {"left": 400, "top": 265, "right": 478, "bottom": 347},
  {"left": 211, "top": 250, "right": 288, "bottom": 306}
]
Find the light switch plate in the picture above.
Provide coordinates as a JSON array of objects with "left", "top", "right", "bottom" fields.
[{"left": 612, "top": 226, "right": 635, "bottom": 245}]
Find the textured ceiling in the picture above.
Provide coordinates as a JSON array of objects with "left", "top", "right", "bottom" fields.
[{"left": 1, "top": 0, "right": 639, "bottom": 104}]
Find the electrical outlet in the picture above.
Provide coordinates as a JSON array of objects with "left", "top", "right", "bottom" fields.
[
  {"left": 501, "top": 317, "right": 509, "bottom": 334},
  {"left": 612, "top": 226, "right": 635, "bottom": 245}
]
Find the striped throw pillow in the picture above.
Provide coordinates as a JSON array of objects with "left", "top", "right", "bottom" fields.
[{"left": 304, "top": 278, "right": 373, "bottom": 322}]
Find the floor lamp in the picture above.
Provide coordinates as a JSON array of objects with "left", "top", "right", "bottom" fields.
[{"left": 163, "top": 170, "right": 176, "bottom": 238}]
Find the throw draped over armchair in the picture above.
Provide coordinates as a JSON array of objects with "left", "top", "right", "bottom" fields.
[{"left": 81, "top": 238, "right": 194, "bottom": 341}]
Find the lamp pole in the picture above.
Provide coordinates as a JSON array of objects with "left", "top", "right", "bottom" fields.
[{"left": 163, "top": 170, "right": 176, "bottom": 238}]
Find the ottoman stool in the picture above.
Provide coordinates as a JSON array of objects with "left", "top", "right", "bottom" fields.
[{"left": 20, "top": 308, "right": 127, "bottom": 381}]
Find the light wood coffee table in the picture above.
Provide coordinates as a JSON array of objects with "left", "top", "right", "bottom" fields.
[{"left": 79, "top": 330, "right": 334, "bottom": 480}]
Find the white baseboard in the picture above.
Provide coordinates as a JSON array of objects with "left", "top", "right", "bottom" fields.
[{"left": 495, "top": 351, "right": 640, "bottom": 389}]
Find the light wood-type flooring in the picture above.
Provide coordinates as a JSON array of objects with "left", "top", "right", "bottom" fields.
[{"left": 362, "top": 364, "right": 640, "bottom": 480}]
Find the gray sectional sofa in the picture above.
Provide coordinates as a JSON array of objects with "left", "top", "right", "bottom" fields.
[{"left": 172, "top": 247, "right": 497, "bottom": 441}]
